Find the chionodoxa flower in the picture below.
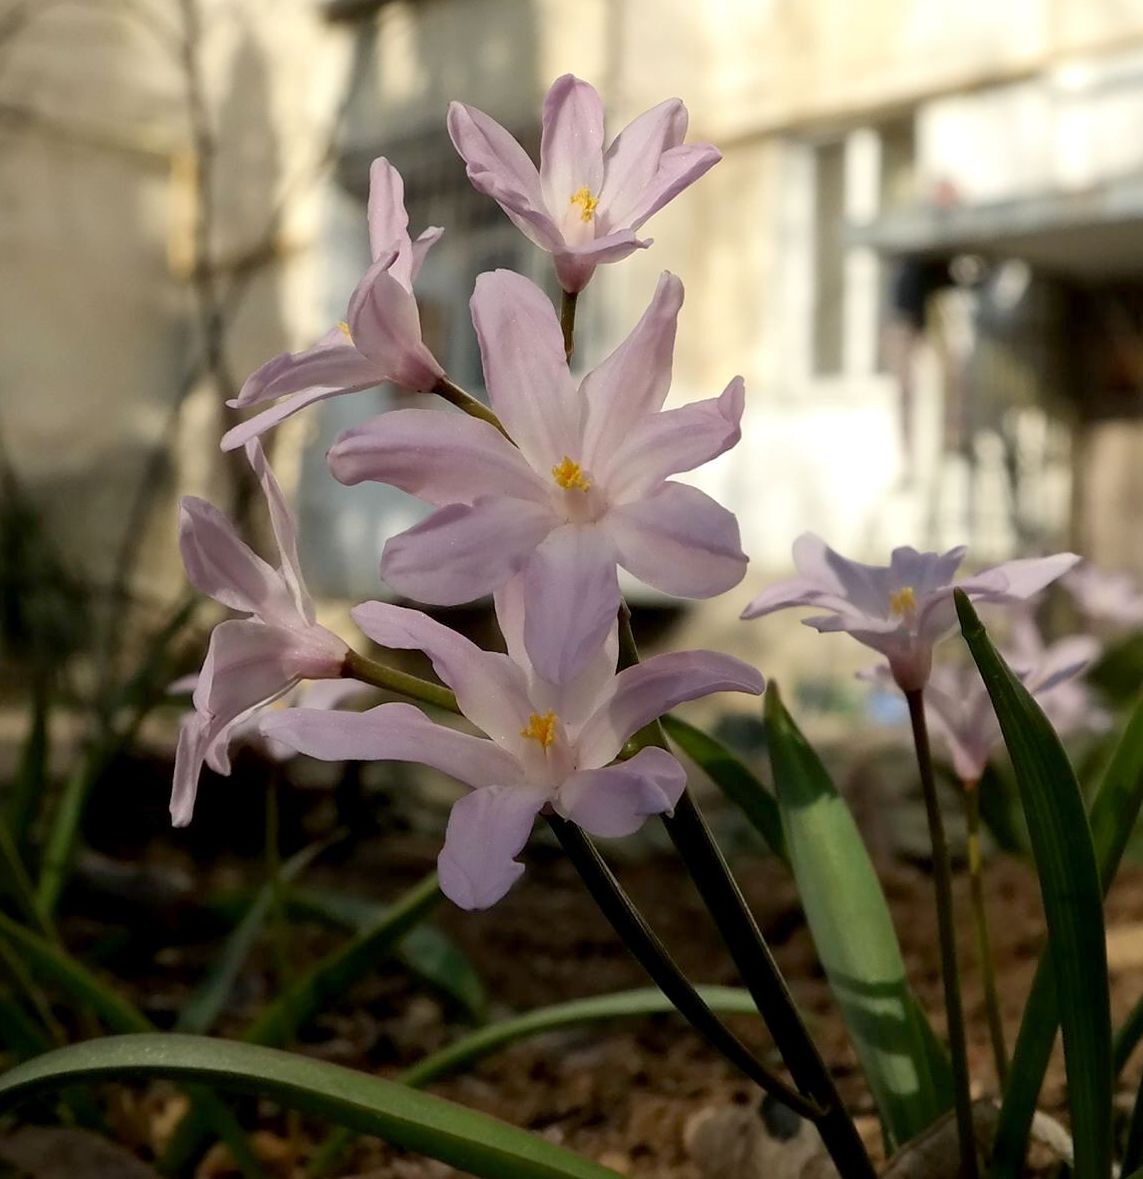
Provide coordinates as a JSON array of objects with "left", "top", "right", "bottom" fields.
[
  {"left": 448, "top": 74, "right": 720, "bottom": 292},
  {"left": 263, "top": 581, "right": 764, "bottom": 909},
  {"left": 742, "top": 533, "right": 1079, "bottom": 692}
]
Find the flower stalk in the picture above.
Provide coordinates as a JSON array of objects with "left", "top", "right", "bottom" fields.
[
  {"left": 430, "top": 376, "right": 510, "bottom": 438},
  {"left": 963, "top": 782, "right": 1007, "bottom": 1088},
  {"left": 560, "top": 290, "right": 578, "bottom": 361},
  {"left": 905, "top": 689, "right": 979, "bottom": 1179}
]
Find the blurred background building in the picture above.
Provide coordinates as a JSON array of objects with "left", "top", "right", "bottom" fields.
[{"left": 4, "top": 0, "right": 1143, "bottom": 701}]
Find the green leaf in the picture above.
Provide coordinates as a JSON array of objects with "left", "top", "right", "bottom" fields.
[
  {"left": 177, "top": 839, "right": 335, "bottom": 1035},
  {"left": 662, "top": 715, "right": 787, "bottom": 862},
  {"left": 288, "top": 885, "right": 487, "bottom": 1022},
  {"left": 0, "top": 1035, "right": 621, "bottom": 1179},
  {"left": 1115, "top": 990, "right": 1143, "bottom": 1079},
  {"left": 763, "top": 684, "right": 951, "bottom": 1150},
  {"left": 956, "top": 592, "right": 1111, "bottom": 1179}
]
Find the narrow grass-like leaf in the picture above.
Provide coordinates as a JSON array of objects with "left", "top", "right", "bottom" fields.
[
  {"left": 0, "top": 1035, "right": 621, "bottom": 1179},
  {"left": 957, "top": 591, "right": 1111, "bottom": 1179},
  {"left": 288, "top": 885, "right": 487, "bottom": 1021},
  {"left": 1115, "top": 991, "right": 1143, "bottom": 1079},
  {"left": 662, "top": 715, "right": 787, "bottom": 862},
  {"left": 993, "top": 688, "right": 1143, "bottom": 1176},
  {"left": 764, "top": 684, "right": 951, "bottom": 1150},
  {"left": 177, "top": 839, "right": 335, "bottom": 1035}
]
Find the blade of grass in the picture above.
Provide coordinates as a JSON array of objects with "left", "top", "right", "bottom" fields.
[
  {"left": 764, "top": 684, "right": 952, "bottom": 1150},
  {"left": 0, "top": 1035, "right": 622, "bottom": 1179},
  {"left": 957, "top": 591, "right": 1111, "bottom": 1179}
]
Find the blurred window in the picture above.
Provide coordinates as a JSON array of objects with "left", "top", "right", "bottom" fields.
[{"left": 812, "top": 140, "right": 845, "bottom": 376}]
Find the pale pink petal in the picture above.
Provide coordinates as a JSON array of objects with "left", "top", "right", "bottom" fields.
[
  {"left": 741, "top": 575, "right": 838, "bottom": 620},
  {"left": 222, "top": 382, "right": 378, "bottom": 452},
  {"left": 889, "top": 545, "right": 967, "bottom": 596},
  {"left": 351, "top": 601, "right": 533, "bottom": 749},
  {"left": 179, "top": 497, "right": 292, "bottom": 618},
  {"left": 410, "top": 226, "right": 443, "bottom": 282},
  {"left": 597, "top": 99, "right": 688, "bottom": 225},
  {"left": 521, "top": 525, "right": 620, "bottom": 686},
  {"left": 381, "top": 497, "right": 555, "bottom": 606},
  {"left": 366, "top": 158, "right": 411, "bottom": 270},
  {"left": 1028, "top": 635, "right": 1100, "bottom": 693},
  {"left": 263, "top": 701, "right": 521, "bottom": 789},
  {"left": 965, "top": 553, "right": 1081, "bottom": 601},
  {"left": 602, "top": 377, "right": 744, "bottom": 497},
  {"left": 557, "top": 747, "right": 686, "bottom": 837},
  {"left": 792, "top": 533, "right": 897, "bottom": 617},
  {"left": 576, "top": 649, "right": 765, "bottom": 767},
  {"left": 608, "top": 142, "right": 721, "bottom": 231},
  {"left": 539, "top": 75, "right": 605, "bottom": 214},
  {"left": 230, "top": 337, "right": 380, "bottom": 409},
  {"left": 328, "top": 409, "right": 545, "bottom": 506},
  {"left": 470, "top": 270, "right": 580, "bottom": 469},
  {"left": 447, "top": 101, "right": 564, "bottom": 251},
  {"left": 581, "top": 273, "right": 684, "bottom": 466},
  {"left": 438, "top": 784, "right": 549, "bottom": 910},
  {"left": 346, "top": 258, "right": 443, "bottom": 391},
  {"left": 552, "top": 231, "right": 648, "bottom": 293},
  {"left": 171, "top": 715, "right": 210, "bottom": 827},
  {"left": 245, "top": 440, "right": 311, "bottom": 622},
  {"left": 606, "top": 483, "right": 747, "bottom": 599}
]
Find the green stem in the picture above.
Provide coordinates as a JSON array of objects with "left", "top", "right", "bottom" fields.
[
  {"left": 431, "top": 377, "right": 510, "bottom": 439},
  {"left": 342, "top": 649, "right": 458, "bottom": 714},
  {"left": 547, "top": 815, "right": 822, "bottom": 1120},
  {"left": 964, "top": 783, "right": 1007, "bottom": 1089},
  {"left": 906, "top": 690, "right": 979, "bottom": 1179},
  {"left": 617, "top": 611, "right": 876, "bottom": 1179},
  {"left": 560, "top": 290, "right": 578, "bottom": 361}
]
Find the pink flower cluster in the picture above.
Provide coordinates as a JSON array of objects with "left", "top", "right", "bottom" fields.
[{"left": 173, "top": 77, "right": 762, "bottom": 909}]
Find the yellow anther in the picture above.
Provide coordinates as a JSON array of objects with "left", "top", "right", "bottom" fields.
[
  {"left": 551, "top": 456, "right": 592, "bottom": 492},
  {"left": 337, "top": 320, "right": 353, "bottom": 342},
  {"left": 889, "top": 586, "right": 917, "bottom": 617},
  {"left": 570, "top": 187, "right": 599, "bottom": 222},
  {"left": 521, "top": 711, "right": 558, "bottom": 749}
]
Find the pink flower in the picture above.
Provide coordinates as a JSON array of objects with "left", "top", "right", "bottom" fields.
[
  {"left": 922, "top": 614, "right": 1106, "bottom": 782},
  {"left": 1063, "top": 561, "right": 1143, "bottom": 630},
  {"left": 741, "top": 533, "right": 1080, "bottom": 691},
  {"left": 221, "top": 159, "right": 444, "bottom": 452},
  {"left": 448, "top": 75, "right": 720, "bottom": 292},
  {"left": 263, "top": 581, "right": 764, "bottom": 909},
  {"left": 328, "top": 269, "right": 748, "bottom": 686},
  {"left": 171, "top": 442, "right": 348, "bottom": 826}
]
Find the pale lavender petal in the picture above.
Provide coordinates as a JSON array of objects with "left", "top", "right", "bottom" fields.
[
  {"left": 539, "top": 75, "right": 605, "bottom": 214},
  {"left": 290, "top": 678, "right": 373, "bottom": 711},
  {"left": 924, "top": 678, "right": 993, "bottom": 783},
  {"left": 230, "top": 337, "right": 380, "bottom": 410},
  {"left": 793, "top": 533, "right": 895, "bottom": 617},
  {"left": 263, "top": 701, "right": 520, "bottom": 789},
  {"left": 447, "top": 101, "right": 563, "bottom": 251},
  {"left": 346, "top": 258, "right": 444, "bottom": 391},
  {"left": 381, "top": 496, "right": 555, "bottom": 606},
  {"left": 410, "top": 226, "right": 444, "bottom": 282},
  {"left": 608, "top": 142, "right": 721, "bottom": 231},
  {"left": 438, "top": 784, "right": 548, "bottom": 910},
  {"left": 521, "top": 525, "right": 620, "bottom": 686},
  {"left": 366, "top": 158, "right": 411, "bottom": 270},
  {"left": 222, "top": 382, "right": 378, "bottom": 452},
  {"left": 966, "top": 553, "right": 1082, "bottom": 601},
  {"left": 597, "top": 99, "right": 688, "bottom": 225},
  {"left": 557, "top": 747, "right": 686, "bottom": 837},
  {"left": 889, "top": 545, "right": 967, "bottom": 596},
  {"left": 606, "top": 482, "right": 747, "bottom": 599},
  {"left": 577, "top": 649, "right": 765, "bottom": 768},
  {"left": 581, "top": 273, "right": 684, "bottom": 467},
  {"left": 171, "top": 715, "right": 210, "bottom": 827},
  {"left": 602, "top": 377, "right": 745, "bottom": 497},
  {"left": 351, "top": 601, "right": 533, "bottom": 749},
  {"left": 328, "top": 409, "right": 545, "bottom": 506},
  {"left": 552, "top": 231, "right": 648, "bottom": 293},
  {"left": 245, "top": 439, "right": 311, "bottom": 622},
  {"left": 741, "top": 574, "right": 836, "bottom": 620},
  {"left": 178, "top": 496, "right": 291, "bottom": 618},
  {"left": 470, "top": 270, "right": 580, "bottom": 469}
]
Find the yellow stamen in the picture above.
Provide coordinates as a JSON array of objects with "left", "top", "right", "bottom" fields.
[
  {"left": 521, "top": 711, "right": 558, "bottom": 749},
  {"left": 337, "top": 320, "right": 353, "bottom": 342},
  {"left": 889, "top": 586, "right": 917, "bottom": 617},
  {"left": 570, "top": 186, "right": 599, "bottom": 222},
  {"left": 551, "top": 456, "right": 592, "bottom": 492}
]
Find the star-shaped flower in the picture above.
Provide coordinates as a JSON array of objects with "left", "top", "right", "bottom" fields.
[
  {"left": 448, "top": 74, "right": 720, "bottom": 292},
  {"left": 328, "top": 269, "right": 748, "bottom": 685},
  {"left": 263, "top": 581, "right": 764, "bottom": 909},
  {"left": 221, "top": 159, "right": 444, "bottom": 452}
]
